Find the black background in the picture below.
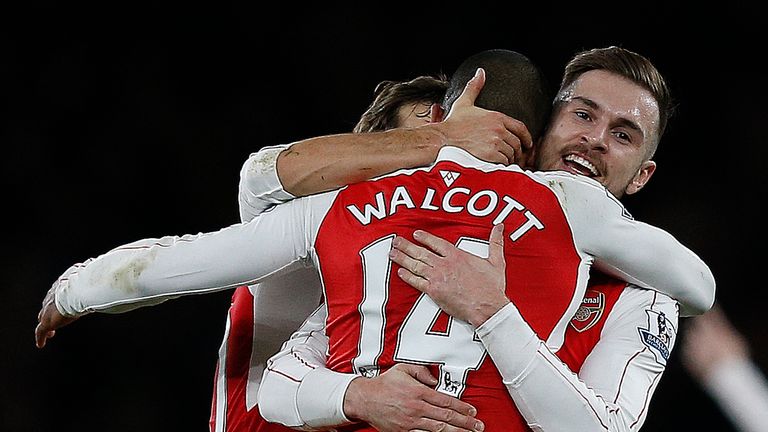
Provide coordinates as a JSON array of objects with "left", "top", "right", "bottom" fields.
[{"left": 3, "top": 4, "right": 766, "bottom": 431}]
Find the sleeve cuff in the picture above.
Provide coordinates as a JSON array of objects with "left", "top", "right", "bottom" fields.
[
  {"left": 296, "top": 368, "right": 358, "bottom": 428},
  {"left": 238, "top": 145, "right": 297, "bottom": 221},
  {"left": 245, "top": 145, "right": 296, "bottom": 200}
]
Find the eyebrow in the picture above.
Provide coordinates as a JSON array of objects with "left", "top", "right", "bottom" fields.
[{"left": 570, "top": 96, "right": 644, "bottom": 138}]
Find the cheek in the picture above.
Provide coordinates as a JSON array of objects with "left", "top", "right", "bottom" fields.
[
  {"left": 548, "top": 119, "right": 581, "bottom": 141},
  {"left": 539, "top": 126, "right": 570, "bottom": 152},
  {"left": 605, "top": 156, "right": 639, "bottom": 185}
]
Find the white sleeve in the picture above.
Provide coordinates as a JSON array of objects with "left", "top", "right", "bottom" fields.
[
  {"left": 258, "top": 305, "right": 357, "bottom": 430},
  {"left": 546, "top": 173, "right": 715, "bottom": 317},
  {"left": 238, "top": 144, "right": 296, "bottom": 223},
  {"left": 476, "top": 287, "right": 678, "bottom": 432},
  {"left": 54, "top": 191, "right": 337, "bottom": 317}
]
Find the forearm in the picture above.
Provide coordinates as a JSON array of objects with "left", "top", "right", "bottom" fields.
[
  {"left": 258, "top": 313, "right": 356, "bottom": 430},
  {"left": 597, "top": 223, "right": 715, "bottom": 317},
  {"left": 54, "top": 198, "right": 317, "bottom": 317},
  {"left": 276, "top": 127, "right": 445, "bottom": 196},
  {"left": 477, "top": 303, "right": 642, "bottom": 431},
  {"left": 554, "top": 172, "right": 715, "bottom": 316}
]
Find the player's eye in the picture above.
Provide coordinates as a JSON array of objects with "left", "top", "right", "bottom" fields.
[
  {"left": 574, "top": 110, "right": 591, "bottom": 121},
  {"left": 613, "top": 130, "right": 632, "bottom": 144}
]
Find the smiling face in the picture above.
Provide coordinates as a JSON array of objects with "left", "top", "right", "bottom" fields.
[{"left": 534, "top": 69, "right": 660, "bottom": 198}]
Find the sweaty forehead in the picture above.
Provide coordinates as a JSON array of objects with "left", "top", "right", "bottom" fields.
[{"left": 567, "top": 70, "right": 660, "bottom": 138}]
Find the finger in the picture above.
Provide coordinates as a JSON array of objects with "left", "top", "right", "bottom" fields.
[
  {"left": 399, "top": 363, "right": 439, "bottom": 387},
  {"left": 422, "top": 390, "right": 478, "bottom": 419},
  {"left": 495, "top": 134, "right": 516, "bottom": 164},
  {"left": 397, "top": 268, "right": 430, "bottom": 292},
  {"left": 415, "top": 416, "right": 479, "bottom": 432},
  {"left": 452, "top": 68, "right": 485, "bottom": 109},
  {"left": 488, "top": 224, "right": 505, "bottom": 266},
  {"left": 412, "top": 230, "right": 456, "bottom": 257},
  {"left": 390, "top": 248, "right": 433, "bottom": 278},
  {"left": 482, "top": 152, "right": 509, "bottom": 165},
  {"left": 394, "top": 236, "right": 441, "bottom": 264},
  {"left": 35, "top": 323, "right": 49, "bottom": 349},
  {"left": 501, "top": 115, "right": 533, "bottom": 150}
]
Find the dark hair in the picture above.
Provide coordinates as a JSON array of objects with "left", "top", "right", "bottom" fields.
[
  {"left": 443, "top": 49, "right": 553, "bottom": 142},
  {"left": 559, "top": 46, "right": 674, "bottom": 157},
  {"left": 353, "top": 74, "right": 449, "bottom": 133}
]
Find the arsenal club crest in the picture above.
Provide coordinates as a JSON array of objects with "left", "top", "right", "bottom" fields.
[{"left": 570, "top": 290, "right": 605, "bottom": 332}]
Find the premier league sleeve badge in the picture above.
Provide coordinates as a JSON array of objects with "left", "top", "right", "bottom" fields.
[{"left": 638, "top": 310, "right": 677, "bottom": 365}]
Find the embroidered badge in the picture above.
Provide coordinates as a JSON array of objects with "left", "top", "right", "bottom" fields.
[
  {"left": 570, "top": 290, "right": 605, "bottom": 332},
  {"left": 440, "top": 170, "right": 461, "bottom": 187},
  {"left": 638, "top": 310, "right": 677, "bottom": 365}
]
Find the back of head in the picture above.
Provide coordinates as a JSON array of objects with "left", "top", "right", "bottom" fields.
[
  {"left": 443, "top": 49, "right": 553, "bottom": 141},
  {"left": 353, "top": 74, "right": 449, "bottom": 133}
]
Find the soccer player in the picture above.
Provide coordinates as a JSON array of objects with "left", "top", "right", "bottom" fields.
[
  {"left": 212, "top": 74, "right": 462, "bottom": 432},
  {"left": 253, "top": 47, "right": 715, "bottom": 431},
  {"left": 36, "top": 49, "right": 714, "bottom": 432}
]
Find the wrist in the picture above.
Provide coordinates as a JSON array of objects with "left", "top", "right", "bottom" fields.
[
  {"left": 341, "top": 376, "right": 367, "bottom": 422},
  {"left": 396, "top": 125, "right": 446, "bottom": 165},
  {"left": 470, "top": 298, "right": 511, "bottom": 327}
]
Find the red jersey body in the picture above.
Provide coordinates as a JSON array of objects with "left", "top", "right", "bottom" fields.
[
  {"left": 209, "top": 277, "right": 635, "bottom": 432},
  {"left": 313, "top": 160, "right": 586, "bottom": 430}
]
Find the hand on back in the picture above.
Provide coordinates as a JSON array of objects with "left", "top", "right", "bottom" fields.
[{"left": 431, "top": 68, "right": 533, "bottom": 167}]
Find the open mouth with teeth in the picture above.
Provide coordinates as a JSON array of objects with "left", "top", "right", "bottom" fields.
[{"left": 564, "top": 154, "right": 599, "bottom": 177}]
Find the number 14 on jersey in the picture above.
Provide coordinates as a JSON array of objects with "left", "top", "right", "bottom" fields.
[{"left": 353, "top": 234, "right": 490, "bottom": 398}]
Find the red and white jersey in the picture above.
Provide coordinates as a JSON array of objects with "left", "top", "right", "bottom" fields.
[
  {"left": 554, "top": 274, "right": 679, "bottom": 431},
  {"left": 210, "top": 144, "right": 709, "bottom": 432},
  {"left": 52, "top": 147, "right": 710, "bottom": 430},
  {"left": 210, "top": 144, "right": 324, "bottom": 431},
  {"left": 260, "top": 273, "right": 679, "bottom": 431},
  {"left": 209, "top": 273, "right": 322, "bottom": 432}
]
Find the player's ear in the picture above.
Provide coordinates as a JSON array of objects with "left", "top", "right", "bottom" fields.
[
  {"left": 520, "top": 140, "right": 537, "bottom": 169},
  {"left": 430, "top": 103, "right": 445, "bottom": 123},
  {"left": 625, "top": 160, "right": 657, "bottom": 195}
]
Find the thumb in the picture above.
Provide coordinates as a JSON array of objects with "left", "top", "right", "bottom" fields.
[
  {"left": 453, "top": 67, "right": 485, "bottom": 109},
  {"left": 400, "top": 363, "right": 438, "bottom": 386},
  {"left": 35, "top": 323, "right": 50, "bottom": 349},
  {"left": 488, "top": 224, "right": 505, "bottom": 266}
]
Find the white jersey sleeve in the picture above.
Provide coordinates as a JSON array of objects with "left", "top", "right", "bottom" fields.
[
  {"left": 53, "top": 190, "right": 337, "bottom": 317},
  {"left": 234, "top": 142, "right": 327, "bottom": 407},
  {"left": 257, "top": 306, "right": 358, "bottom": 430},
  {"left": 540, "top": 171, "right": 715, "bottom": 316},
  {"left": 238, "top": 144, "right": 296, "bottom": 222},
  {"left": 476, "top": 287, "right": 679, "bottom": 432}
]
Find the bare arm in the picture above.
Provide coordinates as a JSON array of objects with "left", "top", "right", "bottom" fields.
[
  {"left": 274, "top": 126, "right": 445, "bottom": 197},
  {"left": 241, "top": 69, "right": 531, "bottom": 202}
]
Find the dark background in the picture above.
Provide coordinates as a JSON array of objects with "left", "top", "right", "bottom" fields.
[{"left": 3, "top": 4, "right": 765, "bottom": 431}]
